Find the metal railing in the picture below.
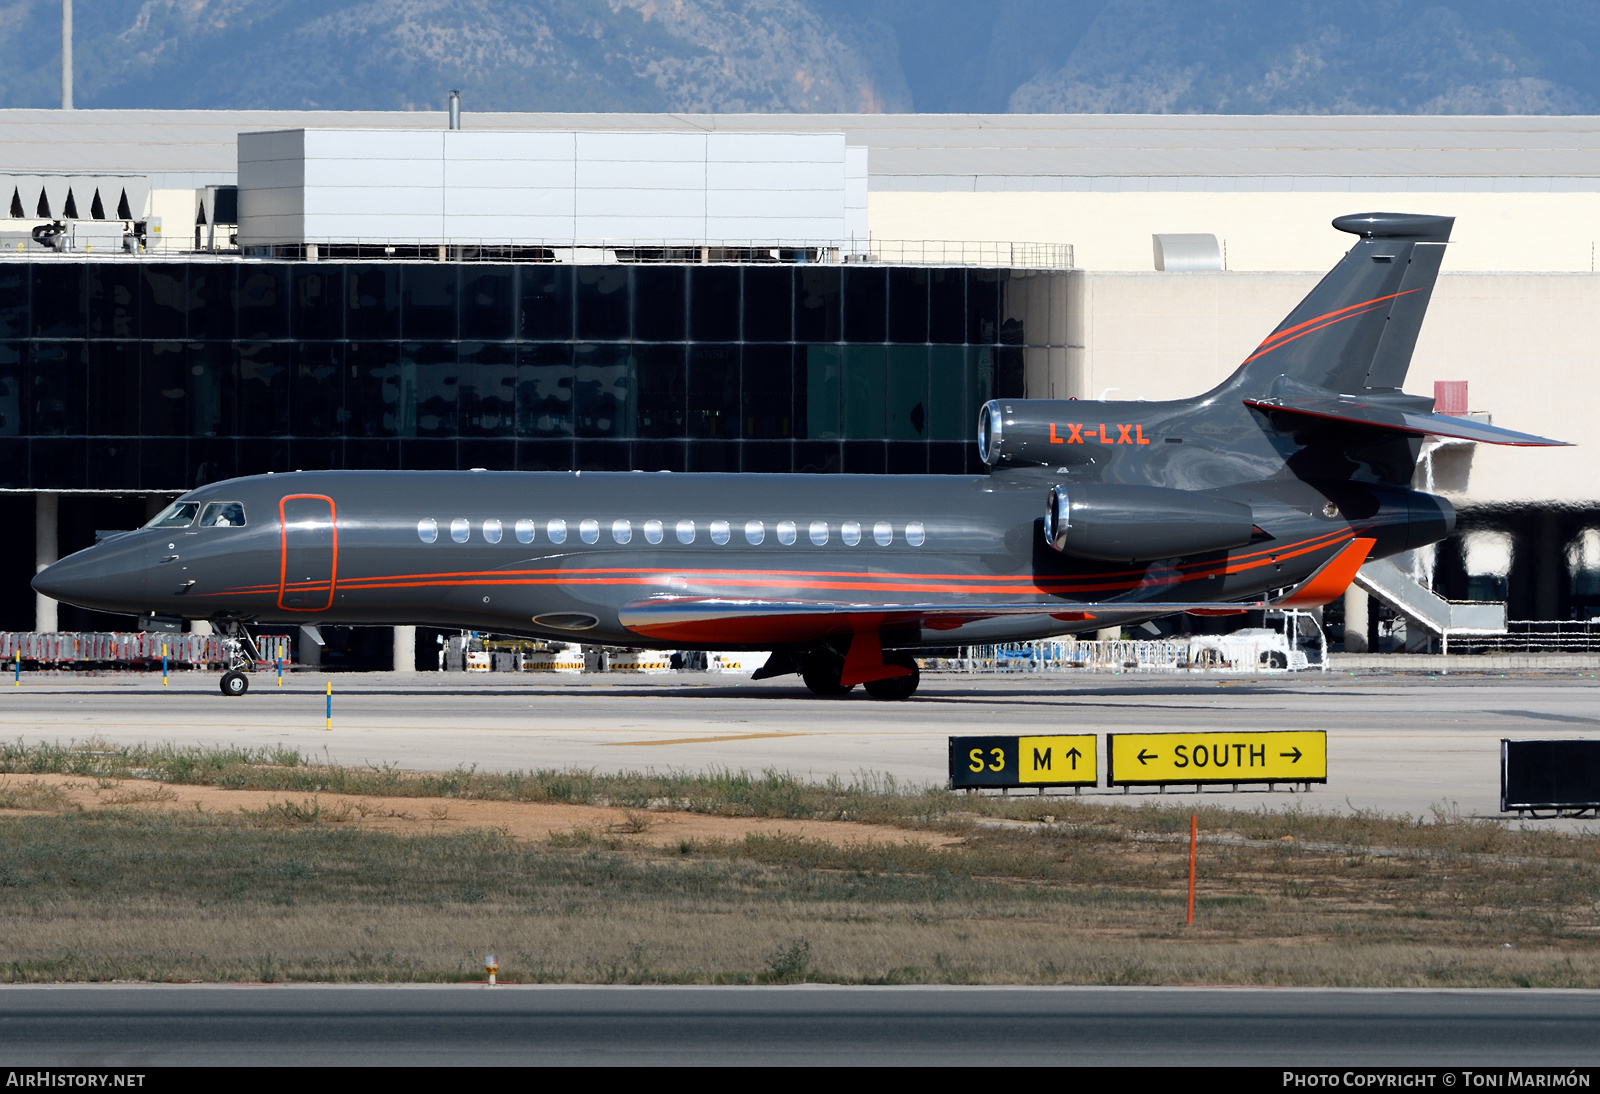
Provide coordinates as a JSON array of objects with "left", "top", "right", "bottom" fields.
[
  {"left": 0, "top": 631, "right": 225, "bottom": 667},
  {"left": 1442, "top": 621, "right": 1600, "bottom": 654}
]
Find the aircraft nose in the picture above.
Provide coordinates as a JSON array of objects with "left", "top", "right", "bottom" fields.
[{"left": 31, "top": 540, "right": 149, "bottom": 614}]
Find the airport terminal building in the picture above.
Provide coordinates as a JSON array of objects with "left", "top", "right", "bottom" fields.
[{"left": 2, "top": 108, "right": 1599, "bottom": 662}]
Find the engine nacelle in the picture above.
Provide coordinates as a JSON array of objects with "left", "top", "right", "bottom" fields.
[
  {"left": 1043, "top": 483, "right": 1256, "bottom": 562},
  {"left": 980, "top": 399, "right": 1106, "bottom": 467}
]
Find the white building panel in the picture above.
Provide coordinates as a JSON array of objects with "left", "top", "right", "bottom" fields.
[
  {"left": 576, "top": 158, "right": 704, "bottom": 193},
  {"left": 707, "top": 132, "right": 843, "bottom": 163},
  {"left": 303, "top": 187, "right": 443, "bottom": 219},
  {"left": 446, "top": 215, "right": 576, "bottom": 241},
  {"left": 578, "top": 131, "right": 707, "bottom": 163},
  {"left": 707, "top": 159, "right": 844, "bottom": 192},
  {"left": 444, "top": 158, "right": 574, "bottom": 191},
  {"left": 446, "top": 130, "right": 574, "bottom": 161},
  {"left": 445, "top": 188, "right": 574, "bottom": 220},
  {"left": 709, "top": 189, "right": 845, "bottom": 221},
  {"left": 303, "top": 128, "right": 443, "bottom": 162}
]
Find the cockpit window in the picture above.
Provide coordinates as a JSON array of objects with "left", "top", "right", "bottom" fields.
[
  {"left": 198, "top": 502, "right": 247, "bottom": 528},
  {"left": 144, "top": 502, "right": 200, "bottom": 529}
]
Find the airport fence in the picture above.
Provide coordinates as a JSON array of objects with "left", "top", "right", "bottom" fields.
[
  {"left": 0, "top": 631, "right": 225, "bottom": 667},
  {"left": 1444, "top": 620, "right": 1600, "bottom": 654}
]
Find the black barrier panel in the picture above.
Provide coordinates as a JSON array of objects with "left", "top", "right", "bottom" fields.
[
  {"left": 948, "top": 734, "right": 1096, "bottom": 790},
  {"left": 1501, "top": 738, "right": 1600, "bottom": 811}
]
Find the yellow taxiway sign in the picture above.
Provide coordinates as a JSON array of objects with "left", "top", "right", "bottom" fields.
[{"left": 1107, "top": 731, "right": 1326, "bottom": 786}]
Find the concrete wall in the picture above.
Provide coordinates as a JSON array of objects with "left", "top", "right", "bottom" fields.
[
  {"left": 1063, "top": 270, "right": 1600, "bottom": 507},
  {"left": 870, "top": 190, "right": 1600, "bottom": 273}
]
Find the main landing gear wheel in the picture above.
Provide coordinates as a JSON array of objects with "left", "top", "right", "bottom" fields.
[
  {"left": 220, "top": 670, "right": 249, "bottom": 697},
  {"left": 864, "top": 653, "right": 920, "bottom": 701},
  {"left": 802, "top": 654, "right": 854, "bottom": 697}
]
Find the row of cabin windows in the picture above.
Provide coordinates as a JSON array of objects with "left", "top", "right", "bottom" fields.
[{"left": 417, "top": 517, "right": 927, "bottom": 548}]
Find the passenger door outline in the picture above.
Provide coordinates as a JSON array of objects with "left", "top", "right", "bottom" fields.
[{"left": 278, "top": 494, "right": 338, "bottom": 612}]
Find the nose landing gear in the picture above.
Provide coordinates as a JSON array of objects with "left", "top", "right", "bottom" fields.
[
  {"left": 217, "top": 622, "right": 261, "bottom": 698},
  {"left": 220, "top": 670, "right": 249, "bottom": 696}
]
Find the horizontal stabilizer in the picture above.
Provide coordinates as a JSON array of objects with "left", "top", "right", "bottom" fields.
[{"left": 1244, "top": 391, "right": 1569, "bottom": 447}]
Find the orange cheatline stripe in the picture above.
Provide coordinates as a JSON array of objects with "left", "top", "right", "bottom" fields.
[{"left": 1241, "top": 289, "right": 1418, "bottom": 366}]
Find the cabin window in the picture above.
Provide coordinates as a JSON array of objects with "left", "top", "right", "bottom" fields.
[
  {"left": 710, "top": 520, "right": 730, "bottom": 545},
  {"left": 515, "top": 519, "right": 535, "bottom": 544},
  {"left": 745, "top": 520, "right": 764, "bottom": 545},
  {"left": 451, "top": 519, "right": 470, "bottom": 543},
  {"left": 777, "top": 520, "right": 797, "bottom": 546},
  {"left": 579, "top": 519, "right": 599, "bottom": 544},
  {"left": 417, "top": 518, "right": 438, "bottom": 544},
  {"left": 841, "top": 521, "right": 861, "bottom": 546},
  {"left": 906, "top": 521, "right": 926, "bottom": 546},
  {"left": 809, "top": 521, "right": 828, "bottom": 546},
  {"left": 145, "top": 502, "right": 199, "bottom": 529},
  {"left": 548, "top": 519, "right": 567, "bottom": 544},
  {"left": 644, "top": 520, "right": 664, "bottom": 544},
  {"left": 198, "top": 502, "right": 246, "bottom": 528},
  {"left": 483, "top": 519, "right": 503, "bottom": 544},
  {"left": 613, "top": 519, "right": 631, "bottom": 544},
  {"left": 873, "top": 521, "right": 892, "bottom": 546},
  {"left": 676, "top": 519, "right": 695, "bottom": 545}
]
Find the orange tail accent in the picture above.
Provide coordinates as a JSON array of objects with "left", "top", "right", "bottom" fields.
[
  {"left": 840, "top": 629, "right": 911, "bottom": 687},
  {"left": 1276, "top": 537, "right": 1376, "bottom": 608}
]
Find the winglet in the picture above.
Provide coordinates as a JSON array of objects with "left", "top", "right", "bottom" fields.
[{"left": 1274, "top": 538, "right": 1376, "bottom": 608}]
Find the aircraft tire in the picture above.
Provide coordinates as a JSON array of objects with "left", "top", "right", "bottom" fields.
[
  {"left": 801, "top": 655, "right": 853, "bottom": 697},
  {"left": 220, "top": 670, "right": 249, "bottom": 697},
  {"left": 864, "top": 655, "right": 920, "bottom": 701}
]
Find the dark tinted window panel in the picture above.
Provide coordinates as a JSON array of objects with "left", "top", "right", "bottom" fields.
[
  {"left": 742, "top": 267, "right": 791, "bottom": 342},
  {"left": 30, "top": 341, "right": 85, "bottom": 436},
  {"left": 291, "top": 343, "right": 343, "bottom": 437},
  {"left": 689, "top": 267, "right": 739, "bottom": 341},
  {"left": 86, "top": 439, "right": 138, "bottom": 490},
  {"left": 237, "top": 265, "right": 289, "bottom": 340},
  {"left": 188, "top": 265, "right": 236, "bottom": 340},
  {"left": 999, "top": 270, "right": 1026, "bottom": 346},
  {"left": 515, "top": 439, "right": 573, "bottom": 472},
  {"left": 517, "top": 343, "right": 574, "bottom": 439},
  {"left": 401, "top": 342, "right": 458, "bottom": 438},
  {"left": 31, "top": 264, "right": 86, "bottom": 338},
  {"left": 574, "top": 440, "right": 631, "bottom": 472},
  {"left": 927, "top": 346, "right": 968, "bottom": 441},
  {"left": 344, "top": 438, "right": 400, "bottom": 471},
  {"left": 346, "top": 265, "right": 401, "bottom": 340},
  {"left": 886, "top": 442, "right": 928, "bottom": 475},
  {"left": 842, "top": 440, "right": 886, "bottom": 475},
  {"left": 886, "top": 346, "right": 928, "bottom": 441},
  {"left": 794, "top": 268, "right": 840, "bottom": 342},
  {"left": 686, "top": 441, "right": 738, "bottom": 472},
  {"left": 86, "top": 342, "right": 139, "bottom": 435},
  {"left": 188, "top": 342, "right": 233, "bottom": 439},
  {"left": 576, "top": 267, "right": 629, "bottom": 341},
  {"left": 842, "top": 345, "right": 885, "bottom": 439},
  {"left": 345, "top": 343, "right": 401, "bottom": 438},
  {"left": 400, "top": 438, "right": 457, "bottom": 470},
  {"left": 87, "top": 264, "right": 139, "bottom": 339},
  {"left": 928, "top": 440, "right": 967, "bottom": 475},
  {"left": 929, "top": 267, "right": 964, "bottom": 344},
  {"left": 687, "top": 344, "right": 739, "bottom": 439},
  {"left": 458, "top": 342, "right": 516, "bottom": 438},
  {"left": 519, "top": 265, "right": 572, "bottom": 340},
  {"left": 795, "top": 344, "right": 840, "bottom": 440},
  {"left": 842, "top": 267, "right": 886, "bottom": 344},
  {"left": 631, "top": 440, "right": 686, "bottom": 473},
  {"left": 0, "top": 343, "right": 23, "bottom": 437},
  {"left": 633, "top": 266, "right": 686, "bottom": 342},
  {"left": 460, "top": 266, "right": 514, "bottom": 341},
  {"left": 0, "top": 266, "right": 26, "bottom": 339},
  {"left": 289, "top": 438, "right": 341, "bottom": 473},
  {"left": 291, "top": 265, "right": 344, "bottom": 340},
  {"left": 190, "top": 438, "right": 236, "bottom": 486},
  {"left": 0, "top": 438, "right": 26, "bottom": 487},
  {"left": 741, "top": 344, "right": 792, "bottom": 439},
  {"left": 458, "top": 439, "right": 515, "bottom": 472},
  {"left": 140, "top": 265, "right": 188, "bottom": 340},
  {"left": 31, "top": 438, "right": 85, "bottom": 489},
  {"left": 968, "top": 346, "right": 995, "bottom": 416},
  {"left": 573, "top": 343, "right": 631, "bottom": 438},
  {"left": 794, "top": 440, "right": 840, "bottom": 474},
  {"left": 994, "top": 346, "right": 1025, "bottom": 399},
  {"left": 741, "top": 440, "right": 791, "bottom": 473},
  {"left": 402, "top": 266, "right": 457, "bottom": 341},
  {"left": 234, "top": 343, "right": 290, "bottom": 437},
  {"left": 634, "top": 344, "right": 686, "bottom": 439},
  {"left": 967, "top": 270, "right": 1001, "bottom": 345},
  {"left": 888, "top": 267, "right": 928, "bottom": 344},
  {"left": 234, "top": 439, "right": 289, "bottom": 479}
]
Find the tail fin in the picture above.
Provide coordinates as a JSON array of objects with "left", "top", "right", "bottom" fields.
[{"left": 1230, "top": 212, "right": 1453, "bottom": 395}]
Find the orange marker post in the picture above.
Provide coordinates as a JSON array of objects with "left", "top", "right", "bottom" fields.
[{"left": 1186, "top": 814, "right": 1197, "bottom": 926}]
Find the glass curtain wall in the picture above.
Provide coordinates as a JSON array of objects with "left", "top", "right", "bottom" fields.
[{"left": 0, "top": 261, "right": 1068, "bottom": 490}]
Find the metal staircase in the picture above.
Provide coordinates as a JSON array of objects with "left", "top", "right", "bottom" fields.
[{"left": 1354, "top": 557, "right": 1506, "bottom": 650}]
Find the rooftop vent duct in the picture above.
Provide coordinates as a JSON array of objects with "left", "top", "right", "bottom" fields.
[
  {"left": 448, "top": 90, "right": 461, "bottom": 131},
  {"left": 1153, "top": 233, "right": 1222, "bottom": 272}
]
